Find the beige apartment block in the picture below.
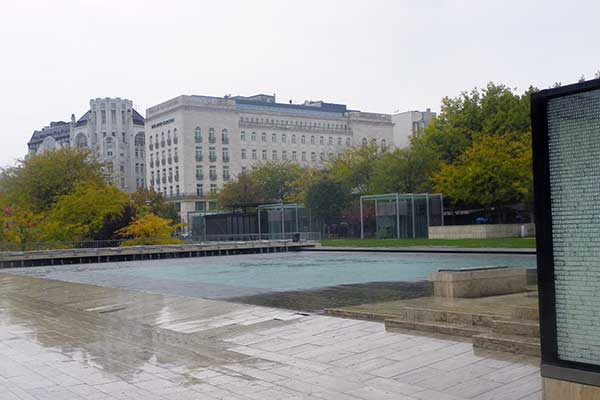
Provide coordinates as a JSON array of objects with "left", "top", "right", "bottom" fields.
[{"left": 145, "top": 94, "right": 394, "bottom": 227}]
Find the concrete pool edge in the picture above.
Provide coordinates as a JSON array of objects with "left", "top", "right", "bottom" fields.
[{"left": 299, "top": 246, "right": 536, "bottom": 255}]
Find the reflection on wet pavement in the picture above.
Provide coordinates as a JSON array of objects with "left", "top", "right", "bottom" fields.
[{"left": 0, "top": 274, "right": 541, "bottom": 399}]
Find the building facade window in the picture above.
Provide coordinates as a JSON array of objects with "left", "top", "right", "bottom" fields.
[
  {"left": 252, "top": 149, "right": 257, "bottom": 159},
  {"left": 320, "top": 136, "right": 324, "bottom": 145},
  {"left": 241, "top": 149, "right": 247, "bottom": 159},
  {"left": 196, "top": 166, "right": 203, "bottom": 180},
  {"left": 346, "top": 137, "right": 351, "bottom": 147},
  {"left": 282, "top": 150, "right": 287, "bottom": 160},
  {"left": 311, "top": 136, "right": 315, "bottom": 144},
  {"left": 251, "top": 131, "right": 256, "bottom": 141},
  {"left": 311, "top": 152, "right": 317, "bottom": 161},
  {"left": 222, "top": 147, "right": 229, "bottom": 162},
  {"left": 209, "top": 147, "right": 217, "bottom": 162},
  {"left": 196, "top": 184, "right": 203, "bottom": 196},
  {"left": 209, "top": 128, "right": 216, "bottom": 143},
  {"left": 223, "top": 166, "right": 230, "bottom": 181},
  {"left": 262, "top": 149, "right": 267, "bottom": 160},
  {"left": 209, "top": 165, "right": 217, "bottom": 180},
  {"left": 301, "top": 135, "right": 306, "bottom": 144},
  {"left": 261, "top": 132, "right": 266, "bottom": 142},
  {"left": 272, "top": 150, "right": 278, "bottom": 160},
  {"left": 221, "top": 129, "right": 229, "bottom": 144},
  {"left": 362, "top": 138, "right": 368, "bottom": 146},
  {"left": 241, "top": 131, "right": 246, "bottom": 141},
  {"left": 338, "top": 137, "right": 342, "bottom": 146},
  {"left": 195, "top": 146, "right": 203, "bottom": 161},
  {"left": 210, "top": 184, "right": 217, "bottom": 193},
  {"left": 329, "top": 136, "right": 333, "bottom": 145},
  {"left": 292, "top": 151, "right": 297, "bottom": 160},
  {"left": 302, "top": 151, "right": 306, "bottom": 161},
  {"left": 272, "top": 133, "right": 276, "bottom": 143},
  {"left": 292, "top": 134, "right": 296, "bottom": 144},
  {"left": 282, "top": 134, "right": 287, "bottom": 143},
  {"left": 195, "top": 127, "right": 202, "bottom": 143}
]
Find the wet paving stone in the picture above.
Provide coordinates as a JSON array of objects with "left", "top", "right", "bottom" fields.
[{"left": 0, "top": 274, "right": 541, "bottom": 399}]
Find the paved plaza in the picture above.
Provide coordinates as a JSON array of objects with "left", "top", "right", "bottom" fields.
[{"left": 0, "top": 274, "right": 541, "bottom": 399}]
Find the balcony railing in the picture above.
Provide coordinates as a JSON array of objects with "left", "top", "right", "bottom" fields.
[
  {"left": 223, "top": 175, "right": 230, "bottom": 181},
  {"left": 209, "top": 174, "right": 217, "bottom": 181},
  {"left": 209, "top": 137, "right": 216, "bottom": 144},
  {"left": 222, "top": 155, "right": 230, "bottom": 162},
  {"left": 222, "top": 137, "right": 229, "bottom": 144},
  {"left": 196, "top": 174, "right": 204, "bottom": 180}
]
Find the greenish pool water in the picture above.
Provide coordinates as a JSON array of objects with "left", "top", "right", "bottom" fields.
[{"left": 98, "top": 251, "right": 535, "bottom": 292}]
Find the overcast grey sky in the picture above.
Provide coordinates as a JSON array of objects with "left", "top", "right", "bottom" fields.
[{"left": 1, "top": 0, "right": 598, "bottom": 165}]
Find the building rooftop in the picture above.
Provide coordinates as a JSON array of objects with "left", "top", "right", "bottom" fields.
[
  {"left": 147, "top": 93, "right": 390, "bottom": 121},
  {"left": 27, "top": 120, "right": 71, "bottom": 147}
]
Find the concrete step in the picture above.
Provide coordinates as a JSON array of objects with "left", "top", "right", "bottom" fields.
[
  {"left": 492, "top": 319, "right": 539, "bottom": 337},
  {"left": 400, "top": 307, "right": 501, "bottom": 328},
  {"left": 473, "top": 332, "right": 540, "bottom": 357},
  {"left": 385, "top": 319, "right": 490, "bottom": 338},
  {"left": 512, "top": 306, "right": 539, "bottom": 321}
]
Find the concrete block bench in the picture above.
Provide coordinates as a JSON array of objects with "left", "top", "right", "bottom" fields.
[{"left": 428, "top": 267, "right": 527, "bottom": 298}]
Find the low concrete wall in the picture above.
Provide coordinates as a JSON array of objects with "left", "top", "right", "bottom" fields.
[
  {"left": 429, "top": 223, "right": 535, "bottom": 239},
  {"left": 0, "top": 241, "right": 317, "bottom": 268},
  {"left": 428, "top": 267, "right": 528, "bottom": 298}
]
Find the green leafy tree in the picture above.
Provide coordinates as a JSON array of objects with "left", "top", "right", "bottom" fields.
[
  {"left": 414, "top": 83, "right": 532, "bottom": 165},
  {"left": 0, "top": 148, "right": 105, "bottom": 212},
  {"left": 305, "top": 179, "right": 352, "bottom": 230},
  {"left": 327, "top": 144, "right": 382, "bottom": 195},
  {"left": 218, "top": 172, "right": 262, "bottom": 209},
  {"left": 130, "top": 188, "right": 179, "bottom": 223},
  {"left": 117, "top": 213, "right": 183, "bottom": 246},
  {"left": 433, "top": 133, "right": 532, "bottom": 222},
  {"left": 247, "top": 161, "right": 303, "bottom": 202},
  {"left": 371, "top": 142, "right": 440, "bottom": 194},
  {"left": 45, "top": 181, "right": 130, "bottom": 242}
]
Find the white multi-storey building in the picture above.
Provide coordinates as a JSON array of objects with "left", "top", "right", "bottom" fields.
[
  {"left": 27, "top": 97, "right": 146, "bottom": 192},
  {"left": 391, "top": 108, "right": 436, "bottom": 148},
  {"left": 145, "top": 93, "right": 394, "bottom": 222}
]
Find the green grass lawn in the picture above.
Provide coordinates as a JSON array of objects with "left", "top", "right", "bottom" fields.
[{"left": 320, "top": 237, "right": 536, "bottom": 249}]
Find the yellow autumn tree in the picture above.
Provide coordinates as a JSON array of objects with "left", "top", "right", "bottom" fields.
[
  {"left": 0, "top": 206, "right": 46, "bottom": 251},
  {"left": 117, "top": 214, "right": 183, "bottom": 246}
]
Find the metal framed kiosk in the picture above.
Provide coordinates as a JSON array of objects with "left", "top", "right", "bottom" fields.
[{"left": 359, "top": 193, "right": 443, "bottom": 239}]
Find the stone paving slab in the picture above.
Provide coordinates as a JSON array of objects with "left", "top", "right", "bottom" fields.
[{"left": 0, "top": 274, "right": 541, "bottom": 399}]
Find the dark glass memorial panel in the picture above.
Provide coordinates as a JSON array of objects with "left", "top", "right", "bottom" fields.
[{"left": 532, "top": 80, "right": 600, "bottom": 386}]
